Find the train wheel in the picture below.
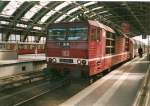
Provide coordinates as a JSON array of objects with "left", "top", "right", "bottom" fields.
[
  {"left": 62, "top": 68, "right": 71, "bottom": 86},
  {"left": 107, "top": 68, "right": 111, "bottom": 73},
  {"left": 49, "top": 68, "right": 62, "bottom": 80},
  {"left": 43, "top": 68, "right": 52, "bottom": 80},
  {"left": 95, "top": 74, "right": 101, "bottom": 80},
  {"left": 62, "top": 68, "right": 70, "bottom": 77},
  {"left": 89, "top": 78, "right": 94, "bottom": 84},
  {"left": 63, "top": 76, "right": 71, "bottom": 86},
  {"left": 89, "top": 76, "right": 96, "bottom": 84}
]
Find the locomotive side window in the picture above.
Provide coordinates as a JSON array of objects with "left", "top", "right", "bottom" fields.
[
  {"left": 105, "top": 32, "right": 115, "bottom": 55},
  {"left": 125, "top": 38, "right": 129, "bottom": 51}
]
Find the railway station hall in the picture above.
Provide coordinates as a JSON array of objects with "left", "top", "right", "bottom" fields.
[{"left": 0, "top": 1, "right": 150, "bottom": 106}]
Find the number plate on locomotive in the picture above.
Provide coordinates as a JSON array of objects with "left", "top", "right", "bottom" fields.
[{"left": 59, "top": 59, "right": 73, "bottom": 63}]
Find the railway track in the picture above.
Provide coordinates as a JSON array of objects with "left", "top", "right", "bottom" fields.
[
  {"left": 0, "top": 77, "right": 69, "bottom": 106},
  {"left": 19, "top": 77, "right": 89, "bottom": 106},
  {"left": 0, "top": 57, "right": 143, "bottom": 106},
  {"left": 0, "top": 70, "right": 46, "bottom": 91}
]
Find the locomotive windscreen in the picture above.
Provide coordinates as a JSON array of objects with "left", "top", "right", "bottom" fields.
[{"left": 48, "top": 27, "right": 88, "bottom": 41}]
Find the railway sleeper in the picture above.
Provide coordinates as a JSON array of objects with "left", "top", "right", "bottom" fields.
[{"left": 0, "top": 72, "right": 47, "bottom": 91}]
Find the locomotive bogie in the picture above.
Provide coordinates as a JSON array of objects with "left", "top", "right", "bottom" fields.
[{"left": 47, "top": 62, "right": 89, "bottom": 78}]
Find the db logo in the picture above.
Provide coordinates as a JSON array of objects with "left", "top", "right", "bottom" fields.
[{"left": 62, "top": 50, "right": 69, "bottom": 57}]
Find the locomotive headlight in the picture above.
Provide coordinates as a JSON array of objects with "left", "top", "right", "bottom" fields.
[
  {"left": 52, "top": 58, "right": 56, "bottom": 63},
  {"left": 77, "top": 59, "right": 81, "bottom": 64},
  {"left": 82, "top": 60, "right": 86, "bottom": 65},
  {"left": 49, "top": 58, "right": 53, "bottom": 63}
]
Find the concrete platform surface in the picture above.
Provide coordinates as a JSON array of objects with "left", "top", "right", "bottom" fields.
[{"left": 60, "top": 55, "right": 149, "bottom": 106}]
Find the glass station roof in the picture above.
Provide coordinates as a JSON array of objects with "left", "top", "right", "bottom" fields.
[
  {"left": 40, "top": 1, "right": 72, "bottom": 23},
  {"left": 0, "top": 1, "right": 149, "bottom": 41},
  {"left": 23, "top": 1, "right": 49, "bottom": 20},
  {"left": 1, "top": 1, "right": 24, "bottom": 17}
]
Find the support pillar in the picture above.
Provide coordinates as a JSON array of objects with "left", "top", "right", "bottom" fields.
[
  {"left": 34, "top": 36, "right": 40, "bottom": 42},
  {"left": 20, "top": 34, "right": 26, "bottom": 42},
  {"left": 2, "top": 33, "right": 7, "bottom": 41}
]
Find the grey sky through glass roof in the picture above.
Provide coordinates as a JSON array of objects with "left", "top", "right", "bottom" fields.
[
  {"left": 23, "top": 1, "right": 49, "bottom": 20},
  {"left": 1, "top": 1, "right": 24, "bottom": 17}
]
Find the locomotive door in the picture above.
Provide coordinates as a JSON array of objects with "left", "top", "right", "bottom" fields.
[
  {"left": 96, "top": 28, "right": 103, "bottom": 73},
  {"left": 89, "top": 26, "right": 103, "bottom": 75}
]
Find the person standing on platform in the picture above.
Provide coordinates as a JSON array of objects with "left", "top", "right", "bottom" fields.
[{"left": 138, "top": 46, "right": 143, "bottom": 57}]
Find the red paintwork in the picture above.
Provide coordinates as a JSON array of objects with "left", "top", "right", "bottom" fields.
[
  {"left": 46, "top": 20, "right": 133, "bottom": 77},
  {"left": 46, "top": 41, "right": 88, "bottom": 58}
]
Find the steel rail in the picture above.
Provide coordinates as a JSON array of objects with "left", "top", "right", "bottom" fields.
[{"left": 0, "top": 77, "right": 69, "bottom": 106}]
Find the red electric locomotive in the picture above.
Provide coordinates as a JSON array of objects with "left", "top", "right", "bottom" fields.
[{"left": 46, "top": 20, "right": 132, "bottom": 81}]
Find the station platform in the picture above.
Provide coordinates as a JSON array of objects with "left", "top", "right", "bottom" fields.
[
  {"left": 18, "top": 53, "right": 46, "bottom": 60},
  {"left": 0, "top": 53, "right": 46, "bottom": 78},
  {"left": 0, "top": 54, "right": 46, "bottom": 66},
  {"left": 60, "top": 55, "right": 150, "bottom": 106}
]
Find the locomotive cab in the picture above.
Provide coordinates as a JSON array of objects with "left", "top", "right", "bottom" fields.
[{"left": 46, "top": 21, "right": 89, "bottom": 78}]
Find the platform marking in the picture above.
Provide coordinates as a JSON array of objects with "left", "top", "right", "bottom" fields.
[
  {"left": 133, "top": 64, "right": 150, "bottom": 106},
  {"left": 13, "top": 90, "right": 50, "bottom": 106},
  {"left": 93, "top": 56, "right": 146, "bottom": 106},
  {"left": 93, "top": 72, "right": 129, "bottom": 106},
  {"left": 59, "top": 73, "right": 119, "bottom": 106},
  {"left": 60, "top": 56, "right": 146, "bottom": 106},
  {"left": 145, "top": 91, "right": 150, "bottom": 106},
  {"left": 59, "top": 57, "right": 139, "bottom": 106}
]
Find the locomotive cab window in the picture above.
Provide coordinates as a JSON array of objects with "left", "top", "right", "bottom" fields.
[{"left": 48, "top": 27, "right": 88, "bottom": 41}]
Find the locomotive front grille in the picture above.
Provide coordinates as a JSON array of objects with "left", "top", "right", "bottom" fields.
[{"left": 59, "top": 59, "right": 73, "bottom": 63}]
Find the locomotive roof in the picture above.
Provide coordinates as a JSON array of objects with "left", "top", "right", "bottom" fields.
[{"left": 88, "top": 20, "right": 115, "bottom": 33}]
